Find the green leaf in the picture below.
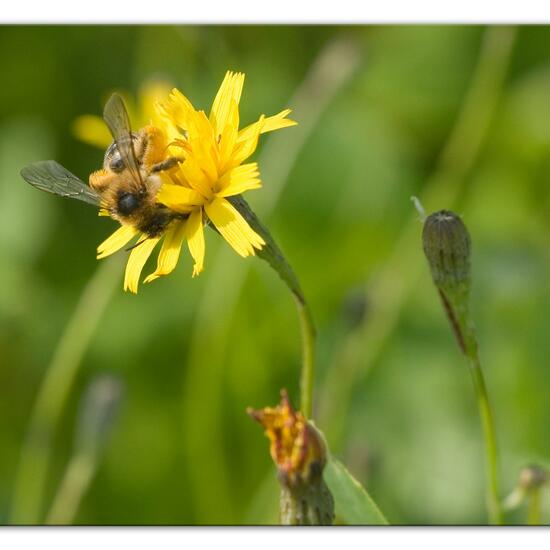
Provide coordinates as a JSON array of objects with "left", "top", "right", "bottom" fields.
[{"left": 324, "top": 456, "right": 389, "bottom": 525}]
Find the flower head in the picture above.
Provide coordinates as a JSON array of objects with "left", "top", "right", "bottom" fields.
[
  {"left": 92, "top": 72, "right": 296, "bottom": 292},
  {"left": 247, "top": 389, "right": 326, "bottom": 487}
]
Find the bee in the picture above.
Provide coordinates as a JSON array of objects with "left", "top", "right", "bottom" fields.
[{"left": 21, "top": 93, "right": 184, "bottom": 239}]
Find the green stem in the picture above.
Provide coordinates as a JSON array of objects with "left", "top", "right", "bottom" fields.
[
  {"left": 10, "top": 256, "right": 121, "bottom": 524},
  {"left": 45, "top": 453, "right": 95, "bottom": 525},
  {"left": 442, "top": 290, "right": 503, "bottom": 525},
  {"left": 294, "top": 295, "right": 316, "bottom": 419},
  {"left": 527, "top": 489, "right": 541, "bottom": 526},
  {"left": 466, "top": 352, "right": 503, "bottom": 525},
  {"left": 230, "top": 196, "right": 317, "bottom": 418}
]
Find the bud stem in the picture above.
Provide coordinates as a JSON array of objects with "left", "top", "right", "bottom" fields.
[
  {"left": 438, "top": 286, "right": 503, "bottom": 525},
  {"left": 526, "top": 487, "right": 542, "bottom": 526},
  {"left": 466, "top": 349, "right": 503, "bottom": 525}
]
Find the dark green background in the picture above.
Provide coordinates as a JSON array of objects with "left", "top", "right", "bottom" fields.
[{"left": 1, "top": 25, "right": 549, "bottom": 524}]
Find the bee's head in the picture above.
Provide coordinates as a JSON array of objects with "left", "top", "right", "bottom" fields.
[
  {"left": 104, "top": 134, "right": 140, "bottom": 173},
  {"left": 116, "top": 191, "right": 141, "bottom": 216}
]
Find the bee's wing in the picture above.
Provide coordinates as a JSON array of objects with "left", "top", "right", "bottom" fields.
[
  {"left": 103, "top": 93, "right": 146, "bottom": 193},
  {"left": 20, "top": 161, "right": 101, "bottom": 206}
]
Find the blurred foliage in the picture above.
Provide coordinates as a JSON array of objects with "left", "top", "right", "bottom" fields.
[{"left": 1, "top": 25, "right": 550, "bottom": 525}]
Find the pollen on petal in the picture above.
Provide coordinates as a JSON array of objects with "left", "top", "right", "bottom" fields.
[
  {"left": 123, "top": 236, "right": 161, "bottom": 293},
  {"left": 204, "top": 197, "right": 264, "bottom": 258},
  {"left": 97, "top": 225, "right": 138, "bottom": 259}
]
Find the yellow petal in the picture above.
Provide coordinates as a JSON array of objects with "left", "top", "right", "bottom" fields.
[
  {"left": 123, "top": 236, "right": 161, "bottom": 293},
  {"left": 144, "top": 221, "right": 187, "bottom": 283},
  {"left": 230, "top": 115, "right": 264, "bottom": 166},
  {"left": 72, "top": 115, "right": 113, "bottom": 149},
  {"left": 158, "top": 88, "right": 196, "bottom": 141},
  {"left": 218, "top": 100, "right": 240, "bottom": 171},
  {"left": 186, "top": 111, "right": 219, "bottom": 183},
  {"left": 209, "top": 71, "right": 245, "bottom": 137},
  {"left": 97, "top": 225, "right": 138, "bottom": 259},
  {"left": 178, "top": 154, "right": 214, "bottom": 199},
  {"left": 185, "top": 208, "right": 205, "bottom": 277},
  {"left": 156, "top": 183, "right": 205, "bottom": 212},
  {"left": 218, "top": 163, "right": 261, "bottom": 197},
  {"left": 238, "top": 109, "right": 297, "bottom": 143},
  {"left": 204, "top": 197, "right": 264, "bottom": 258}
]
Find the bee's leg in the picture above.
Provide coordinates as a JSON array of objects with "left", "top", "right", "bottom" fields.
[{"left": 150, "top": 157, "right": 184, "bottom": 173}]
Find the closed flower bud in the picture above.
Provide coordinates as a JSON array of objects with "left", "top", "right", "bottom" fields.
[
  {"left": 503, "top": 464, "right": 548, "bottom": 511},
  {"left": 422, "top": 210, "right": 474, "bottom": 355},
  {"left": 422, "top": 210, "right": 471, "bottom": 292},
  {"left": 248, "top": 390, "right": 334, "bottom": 525},
  {"left": 519, "top": 465, "right": 548, "bottom": 492}
]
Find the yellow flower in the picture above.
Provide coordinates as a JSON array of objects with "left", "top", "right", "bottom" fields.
[
  {"left": 91, "top": 72, "right": 296, "bottom": 293},
  {"left": 149, "top": 71, "right": 296, "bottom": 280},
  {"left": 248, "top": 390, "right": 326, "bottom": 487},
  {"left": 72, "top": 80, "right": 174, "bottom": 149}
]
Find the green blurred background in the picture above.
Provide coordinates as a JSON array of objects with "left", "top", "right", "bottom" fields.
[{"left": 1, "top": 25, "right": 550, "bottom": 525}]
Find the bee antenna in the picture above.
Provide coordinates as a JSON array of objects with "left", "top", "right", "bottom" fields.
[{"left": 125, "top": 237, "right": 149, "bottom": 252}]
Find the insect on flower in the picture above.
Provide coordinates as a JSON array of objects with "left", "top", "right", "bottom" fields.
[
  {"left": 21, "top": 71, "right": 297, "bottom": 292},
  {"left": 21, "top": 94, "right": 185, "bottom": 244}
]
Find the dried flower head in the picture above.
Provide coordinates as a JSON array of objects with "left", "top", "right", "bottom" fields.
[
  {"left": 248, "top": 390, "right": 334, "bottom": 525},
  {"left": 247, "top": 389, "right": 326, "bottom": 487}
]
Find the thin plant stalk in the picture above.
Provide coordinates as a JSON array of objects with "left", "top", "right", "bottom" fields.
[
  {"left": 526, "top": 489, "right": 542, "bottom": 526},
  {"left": 295, "top": 295, "right": 316, "bottom": 418},
  {"left": 229, "top": 195, "right": 317, "bottom": 417},
  {"left": 46, "top": 453, "right": 95, "bottom": 525},
  {"left": 466, "top": 352, "right": 502, "bottom": 525},
  {"left": 46, "top": 375, "right": 123, "bottom": 525},
  {"left": 10, "top": 256, "right": 122, "bottom": 524}
]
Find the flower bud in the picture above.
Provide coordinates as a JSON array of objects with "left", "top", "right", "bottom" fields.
[
  {"left": 519, "top": 465, "right": 548, "bottom": 491},
  {"left": 248, "top": 390, "right": 334, "bottom": 525},
  {"left": 422, "top": 210, "right": 474, "bottom": 355},
  {"left": 503, "top": 464, "right": 548, "bottom": 511},
  {"left": 422, "top": 210, "right": 471, "bottom": 293}
]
